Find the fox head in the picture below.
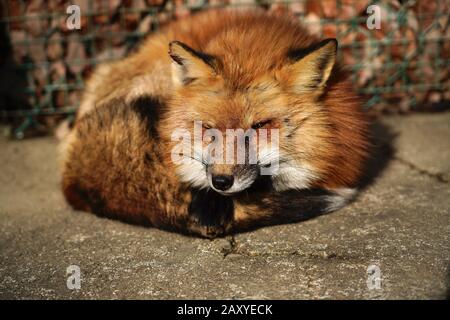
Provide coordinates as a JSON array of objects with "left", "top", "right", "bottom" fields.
[{"left": 162, "top": 37, "right": 365, "bottom": 195}]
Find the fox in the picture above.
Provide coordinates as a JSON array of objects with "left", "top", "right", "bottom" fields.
[{"left": 60, "top": 9, "right": 369, "bottom": 238}]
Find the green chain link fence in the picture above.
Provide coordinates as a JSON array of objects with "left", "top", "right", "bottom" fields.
[{"left": 0, "top": 0, "right": 449, "bottom": 138}]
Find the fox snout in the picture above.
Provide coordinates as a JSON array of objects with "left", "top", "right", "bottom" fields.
[
  {"left": 207, "top": 164, "right": 258, "bottom": 195},
  {"left": 211, "top": 175, "right": 234, "bottom": 191}
]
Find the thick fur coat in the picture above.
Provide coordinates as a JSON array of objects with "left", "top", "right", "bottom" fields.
[{"left": 61, "top": 10, "right": 369, "bottom": 237}]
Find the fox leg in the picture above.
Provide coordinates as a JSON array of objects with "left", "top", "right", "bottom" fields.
[{"left": 185, "top": 189, "right": 234, "bottom": 238}]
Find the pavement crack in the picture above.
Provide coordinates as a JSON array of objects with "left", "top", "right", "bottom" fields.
[
  {"left": 221, "top": 235, "right": 238, "bottom": 258},
  {"left": 394, "top": 156, "right": 449, "bottom": 183}
]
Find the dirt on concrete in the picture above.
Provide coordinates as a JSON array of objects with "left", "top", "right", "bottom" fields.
[{"left": 0, "top": 113, "right": 449, "bottom": 299}]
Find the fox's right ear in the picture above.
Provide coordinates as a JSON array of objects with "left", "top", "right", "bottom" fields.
[
  {"left": 169, "top": 41, "right": 217, "bottom": 87},
  {"left": 283, "top": 38, "right": 338, "bottom": 93}
]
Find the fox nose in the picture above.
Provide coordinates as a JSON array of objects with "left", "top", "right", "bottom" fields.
[{"left": 212, "top": 175, "right": 234, "bottom": 191}]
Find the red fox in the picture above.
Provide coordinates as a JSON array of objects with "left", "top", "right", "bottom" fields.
[{"left": 60, "top": 9, "right": 369, "bottom": 238}]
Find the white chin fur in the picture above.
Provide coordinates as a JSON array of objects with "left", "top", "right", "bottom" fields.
[{"left": 176, "top": 161, "right": 209, "bottom": 189}]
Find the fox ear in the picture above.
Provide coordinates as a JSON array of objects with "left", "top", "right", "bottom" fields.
[
  {"left": 285, "top": 38, "right": 337, "bottom": 92},
  {"left": 169, "top": 41, "right": 217, "bottom": 87}
]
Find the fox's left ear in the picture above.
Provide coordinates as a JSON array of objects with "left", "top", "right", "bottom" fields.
[
  {"left": 283, "top": 38, "right": 337, "bottom": 92},
  {"left": 169, "top": 41, "right": 217, "bottom": 87}
]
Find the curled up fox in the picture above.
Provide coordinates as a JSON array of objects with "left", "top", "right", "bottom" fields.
[{"left": 60, "top": 9, "right": 369, "bottom": 238}]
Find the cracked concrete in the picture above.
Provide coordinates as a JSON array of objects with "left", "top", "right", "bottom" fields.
[
  {"left": 0, "top": 112, "right": 449, "bottom": 299},
  {"left": 382, "top": 113, "right": 450, "bottom": 183}
]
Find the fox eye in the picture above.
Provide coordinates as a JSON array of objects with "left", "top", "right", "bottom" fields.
[
  {"left": 202, "top": 123, "right": 213, "bottom": 129},
  {"left": 252, "top": 120, "right": 272, "bottom": 129}
]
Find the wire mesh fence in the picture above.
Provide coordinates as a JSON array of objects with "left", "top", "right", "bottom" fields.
[{"left": 0, "top": 0, "right": 449, "bottom": 138}]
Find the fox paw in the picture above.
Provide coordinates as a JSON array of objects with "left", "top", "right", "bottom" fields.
[
  {"left": 186, "top": 189, "right": 234, "bottom": 238},
  {"left": 186, "top": 215, "right": 232, "bottom": 239}
]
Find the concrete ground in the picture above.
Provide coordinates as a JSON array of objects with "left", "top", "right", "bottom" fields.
[{"left": 0, "top": 112, "right": 449, "bottom": 299}]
